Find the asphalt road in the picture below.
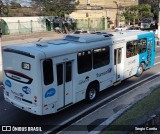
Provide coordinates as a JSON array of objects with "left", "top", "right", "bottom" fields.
[{"left": 0, "top": 46, "right": 160, "bottom": 133}]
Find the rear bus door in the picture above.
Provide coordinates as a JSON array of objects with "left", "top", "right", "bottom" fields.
[
  {"left": 56, "top": 61, "right": 73, "bottom": 109},
  {"left": 113, "top": 47, "right": 124, "bottom": 82}
]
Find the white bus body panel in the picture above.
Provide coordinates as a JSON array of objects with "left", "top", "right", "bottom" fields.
[
  {"left": 42, "top": 54, "right": 76, "bottom": 114},
  {"left": 3, "top": 46, "right": 45, "bottom": 115}
]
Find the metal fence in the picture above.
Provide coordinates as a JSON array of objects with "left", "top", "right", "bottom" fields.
[
  {"left": 0, "top": 19, "right": 46, "bottom": 35},
  {"left": 76, "top": 18, "right": 105, "bottom": 31},
  {"left": 0, "top": 17, "right": 106, "bottom": 35}
]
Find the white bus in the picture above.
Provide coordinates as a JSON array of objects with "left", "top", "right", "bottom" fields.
[{"left": 2, "top": 31, "right": 156, "bottom": 115}]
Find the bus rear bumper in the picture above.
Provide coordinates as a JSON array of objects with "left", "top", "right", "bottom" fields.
[{"left": 4, "top": 94, "right": 43, "bottom": 115}]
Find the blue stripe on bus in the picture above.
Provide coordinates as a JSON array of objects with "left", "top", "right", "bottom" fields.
[{"left": 137, "top": 32, "right": 155, "bottom": 69}]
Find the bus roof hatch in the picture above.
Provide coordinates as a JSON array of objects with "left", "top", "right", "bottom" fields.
[
  {"left": 47, "top": 40, "right": 69, "bottom": 45},
  {"left": 64, "top": 35, "right": 107, "bottom": 43}
]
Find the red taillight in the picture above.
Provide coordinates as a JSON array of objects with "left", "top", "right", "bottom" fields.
[{"left": 34, "top": 96, "right": 37, "bottom": 103}]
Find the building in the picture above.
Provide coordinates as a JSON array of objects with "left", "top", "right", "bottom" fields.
[{"left": 70, "top": 0, "right": 138, "bottom": 29}]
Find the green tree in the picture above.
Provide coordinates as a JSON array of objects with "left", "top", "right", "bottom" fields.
[
  {"left": 139, "top": 0, "right": 159, "bottom": 20},
  {"left": 138, "top": 4, "right": 153, "bottom": 21},
  {"left": 121, "top": 4, "right": 153, "bottom": 25},
  {"left": 0, "top": 0, "right": 9, "bottom": 16},
  {"left": 10, "top": 1, "right": 22, "bottom": 8},
  {"left": 31, "top": 0, "right": 78, "bottom": 16}
]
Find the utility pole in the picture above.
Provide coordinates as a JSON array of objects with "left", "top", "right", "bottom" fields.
[
  {"left": 113, "top": 1, "right": 118, "bottom": 27},
  {"left": 158, "top": 3, "right": 160, "bottom": 41}
]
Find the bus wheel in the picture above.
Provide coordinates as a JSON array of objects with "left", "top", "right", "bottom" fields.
[
  {"left": 136, "top": 63, "right": 144, "bottom": 77},
  {"left": 86, "top": 85, "right": 98, "bottom": 102}
]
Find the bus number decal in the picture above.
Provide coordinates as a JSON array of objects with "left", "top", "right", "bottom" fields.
[
  {"left": 45, "top": 88, "right": 56, "bottom": 98},
  {"left": 5, "top": 80, "right": 12, "bottom": 88}
]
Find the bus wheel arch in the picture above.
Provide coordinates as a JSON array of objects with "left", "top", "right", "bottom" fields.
[
  {"left": 85, "top": 80, "right": 99, "bottom": 102},
  {"left": 136, "top": 62, "right": 144, "bottom": 77}
]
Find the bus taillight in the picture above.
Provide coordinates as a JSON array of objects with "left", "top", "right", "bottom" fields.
[{"left": 34, "top": 96, "right": 37, "bottom": 102}]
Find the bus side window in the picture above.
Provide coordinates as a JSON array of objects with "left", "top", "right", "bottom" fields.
[
  {"left": 77, "top": 50, "right": 92, "bottom": 74},
  {"left": 93, "top": 47, "right": 110, "bottom": 69},
  {"left": 138, "top": 38, "right": 147, "bottom": 54},
  {"left": 66, "top": 62, "right": 72, "bottom": 82},
  {"left": 43, "top": 59, "right": 54, "bottom": 85},
  {"left": 126, "top": 40, "right": 138, "bottom": 58},
  {"left": 117, "top": 48, "right": 122, "bottom": 64},
  {"left": 57, "top": 64, "right": 63, "bottom": 85}
]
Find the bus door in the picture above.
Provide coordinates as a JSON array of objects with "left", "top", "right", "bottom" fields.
[
  {"left": 56, "top": 61, "right": 73, "bottom": 110},
  {"left": 114, "top": 48, "right": 123, "bottom": 82},
  {"left": 146, "top": 38, "right": 154, "bottom": 67}
]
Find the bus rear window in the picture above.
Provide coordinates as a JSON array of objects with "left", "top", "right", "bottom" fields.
[{"left": 43, "top": 59, "right": 54, "bottom": 85}]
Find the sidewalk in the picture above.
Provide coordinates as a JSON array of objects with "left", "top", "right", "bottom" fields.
[
  {"left": 57, "top": 74, "right": 160, "bottom": 134},
  {"left": 104, "top": 86, "right": 160, "bottom": 133},
  {"left": 1, "top": 31, "right": 64, "bottom": 46},
  {"left": 2, "top": 31, "right": 63, "bottom": 41}
]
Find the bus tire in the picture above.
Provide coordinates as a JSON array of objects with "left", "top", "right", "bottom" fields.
[
  {"left": 86, "top": 84, "right": 98, "bottom": 103},
  {"left": 136, "top": 63, "right": 144, "bottom": 77}
]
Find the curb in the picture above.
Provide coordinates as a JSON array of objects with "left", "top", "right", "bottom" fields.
[{"left": 88, "top": 75, "right": 160, "bottom": 134}]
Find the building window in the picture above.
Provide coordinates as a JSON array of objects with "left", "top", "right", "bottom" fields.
[{"left": 86, "top": 0, "right": 90, "bottom": 5}]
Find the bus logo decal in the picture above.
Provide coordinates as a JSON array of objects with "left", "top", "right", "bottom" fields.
[
  {"left": 96, "top": 68, "right": 112, "bottom": 78},
  {"left": 22, "top": 86, "right": 31, "bottom": 94},
  {"left": 142, "top": 56, "right": 145, "bottom": 60},
  {"left": 45, "top": 88, "right": 56, "bottom": 98},
  {"left": 5, "top": 80, "right": 12, "bottom": 88},
  {"left": 79, "top": 76, "right": 90, "bottom": 85}
]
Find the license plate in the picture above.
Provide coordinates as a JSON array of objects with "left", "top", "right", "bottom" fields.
[{"left": 14, "top": 96, "right": 21, "bottom": 101}]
